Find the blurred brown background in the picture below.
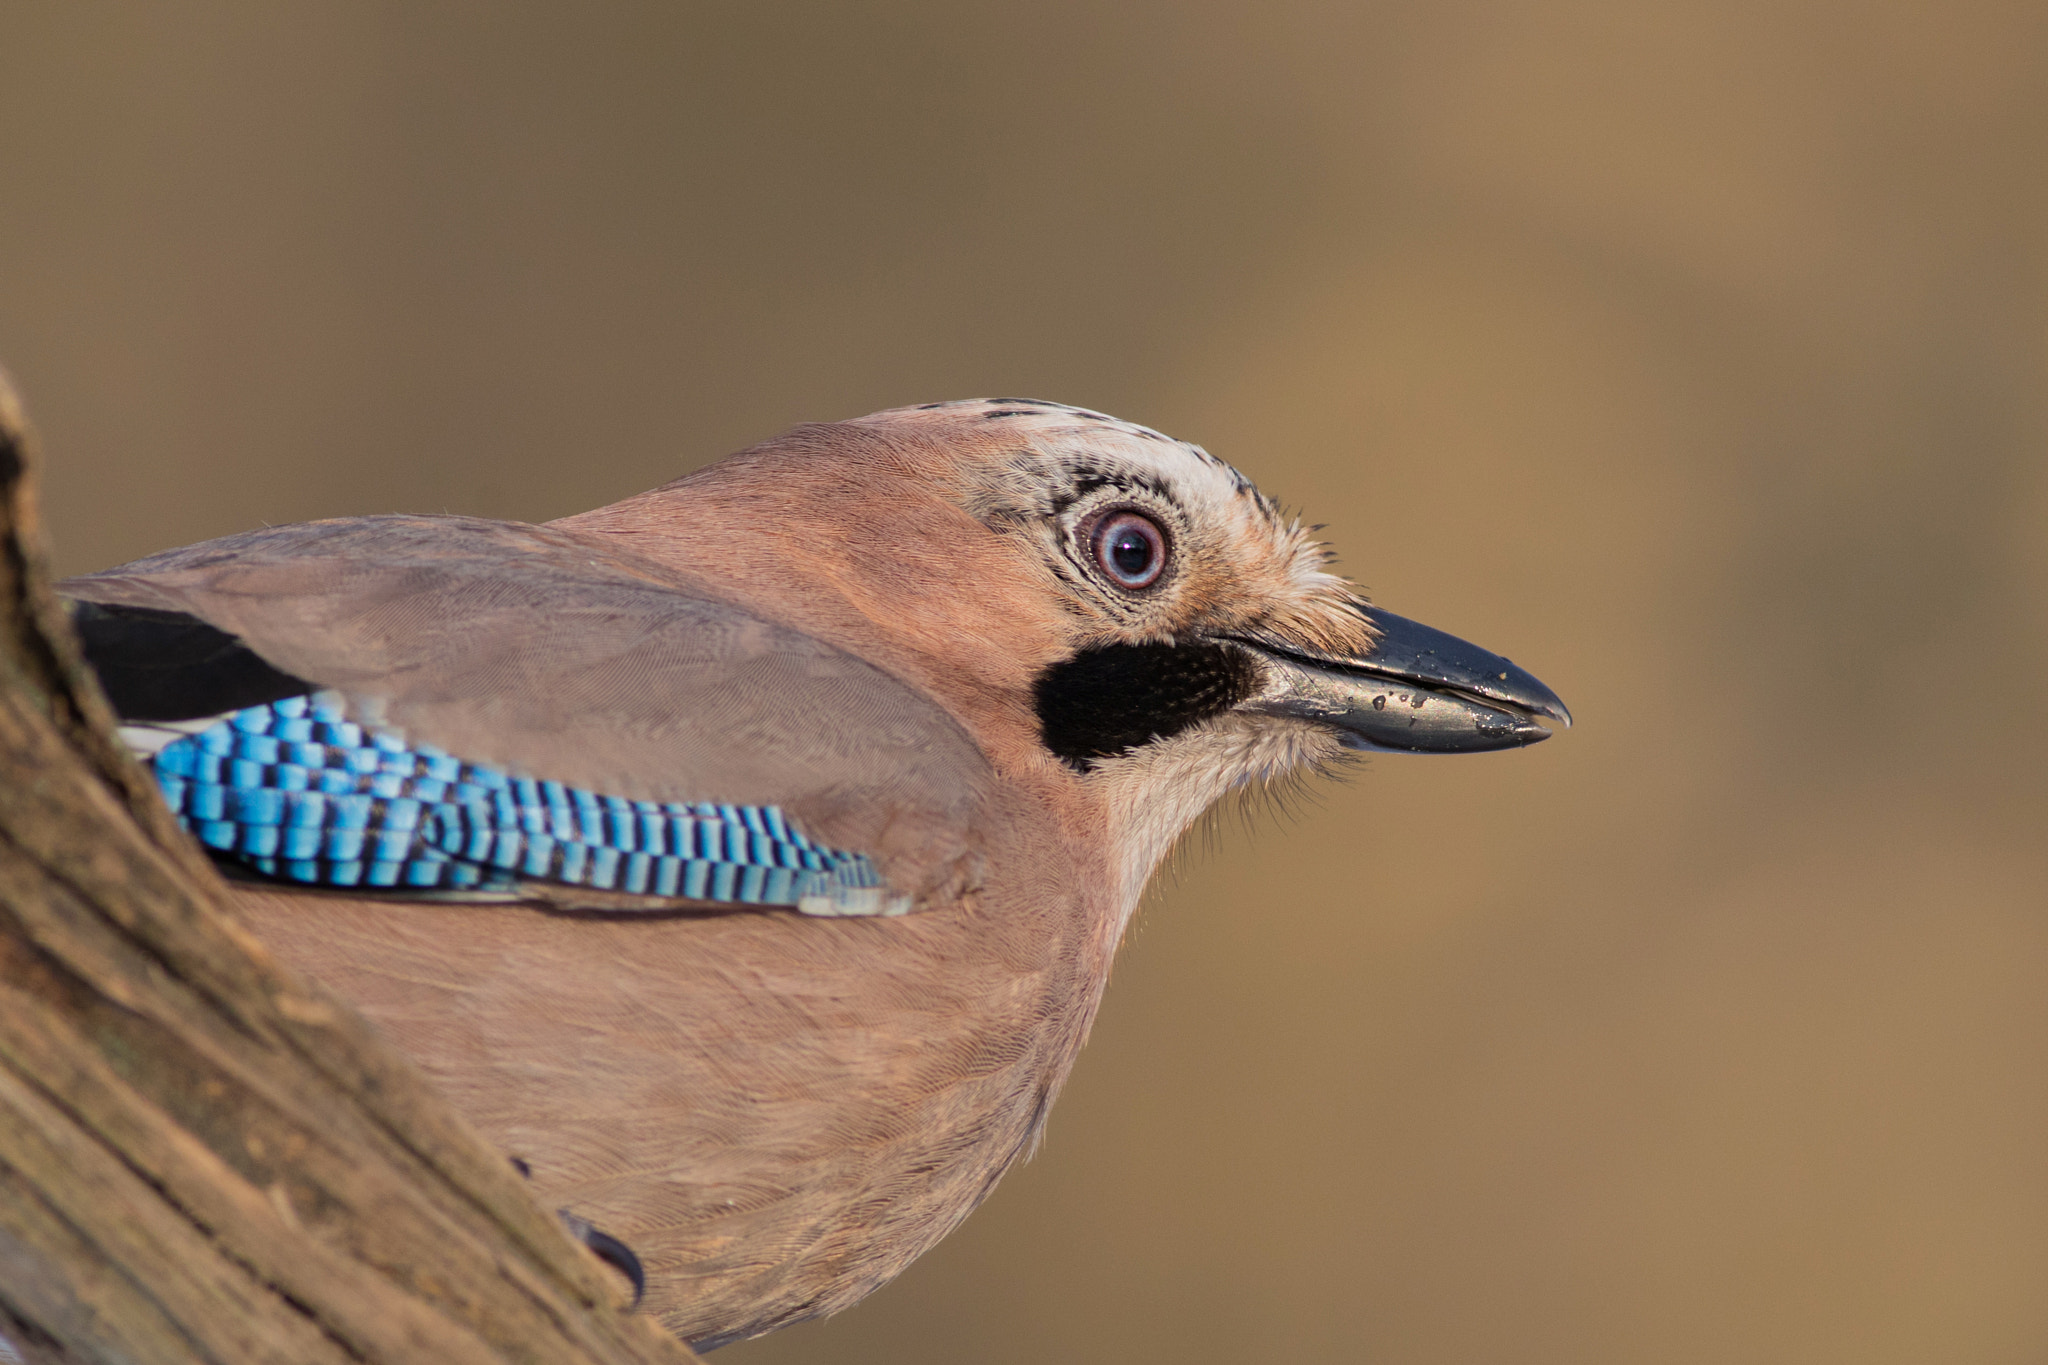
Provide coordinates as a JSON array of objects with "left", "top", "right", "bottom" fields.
[{"left": 4, "top": 4, "right": 2045, "bottom": 1361}]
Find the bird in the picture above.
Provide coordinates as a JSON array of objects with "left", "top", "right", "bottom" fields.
[{"left": 59, "top": 398, "right": 1570, "bottom": 1349}]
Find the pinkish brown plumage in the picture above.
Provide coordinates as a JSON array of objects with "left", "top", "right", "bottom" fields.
[{"left": 64, "top": 399, "right": 1569, "bottom": 1347}]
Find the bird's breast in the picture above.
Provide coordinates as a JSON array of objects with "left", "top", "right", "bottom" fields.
[{"left": 231, "top": 865, "right": 1111, "bottom": 1347}]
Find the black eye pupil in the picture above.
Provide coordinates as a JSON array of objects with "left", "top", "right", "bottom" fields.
[{"left": 1111, "top": 531, "right": 1152, "bottom": 575}]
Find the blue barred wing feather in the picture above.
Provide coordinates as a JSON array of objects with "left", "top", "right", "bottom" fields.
[
  {"left": 150, "top": 694, "right": 893, "bottom": 915},
  {"left": 64, "top": 515, "right": 996, "bottom": 915}
]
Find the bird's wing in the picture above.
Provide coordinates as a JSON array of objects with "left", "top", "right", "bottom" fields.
[{"left": 61, "top": 515, "right": 995, "bottom": 913}]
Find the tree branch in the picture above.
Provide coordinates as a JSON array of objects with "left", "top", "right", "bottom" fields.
[{"left": 0, "top": 372, "right": 700, "bottom": 1365}]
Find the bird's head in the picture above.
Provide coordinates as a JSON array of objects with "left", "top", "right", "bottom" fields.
[{"left": 564, "top": 398, "right": 1569, "bottom": 909}]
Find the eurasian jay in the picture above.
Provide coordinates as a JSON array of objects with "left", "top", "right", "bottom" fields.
[{"left": 59, "top": 399, "right": 1569, "bottom": 1350}]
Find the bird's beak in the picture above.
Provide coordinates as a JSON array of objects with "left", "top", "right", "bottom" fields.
[{"left": 1236, "top": 606, "right": 1572, "bottom": 754}]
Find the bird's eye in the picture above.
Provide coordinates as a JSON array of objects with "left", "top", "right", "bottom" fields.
[{"left": 1091, "top": 511, "right": 1168, "bottom": 590}]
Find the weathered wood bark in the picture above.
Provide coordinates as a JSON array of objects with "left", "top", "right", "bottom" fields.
[{"left": 0, "top": 373, "right": 700, "bottom": 1365}]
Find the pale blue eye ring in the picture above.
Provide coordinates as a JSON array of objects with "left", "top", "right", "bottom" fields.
[{"left": 1091, "top": 511, "right": 1168, "bottom": 589}]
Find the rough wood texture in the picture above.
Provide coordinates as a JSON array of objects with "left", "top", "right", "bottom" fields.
[{"left": 0, "top": 372, "right": 700, "bottom": 1365}]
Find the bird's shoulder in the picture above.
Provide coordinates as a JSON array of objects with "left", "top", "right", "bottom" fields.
[{"left": 62, "top": 514, "right": 1002, "bottom": 913}]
